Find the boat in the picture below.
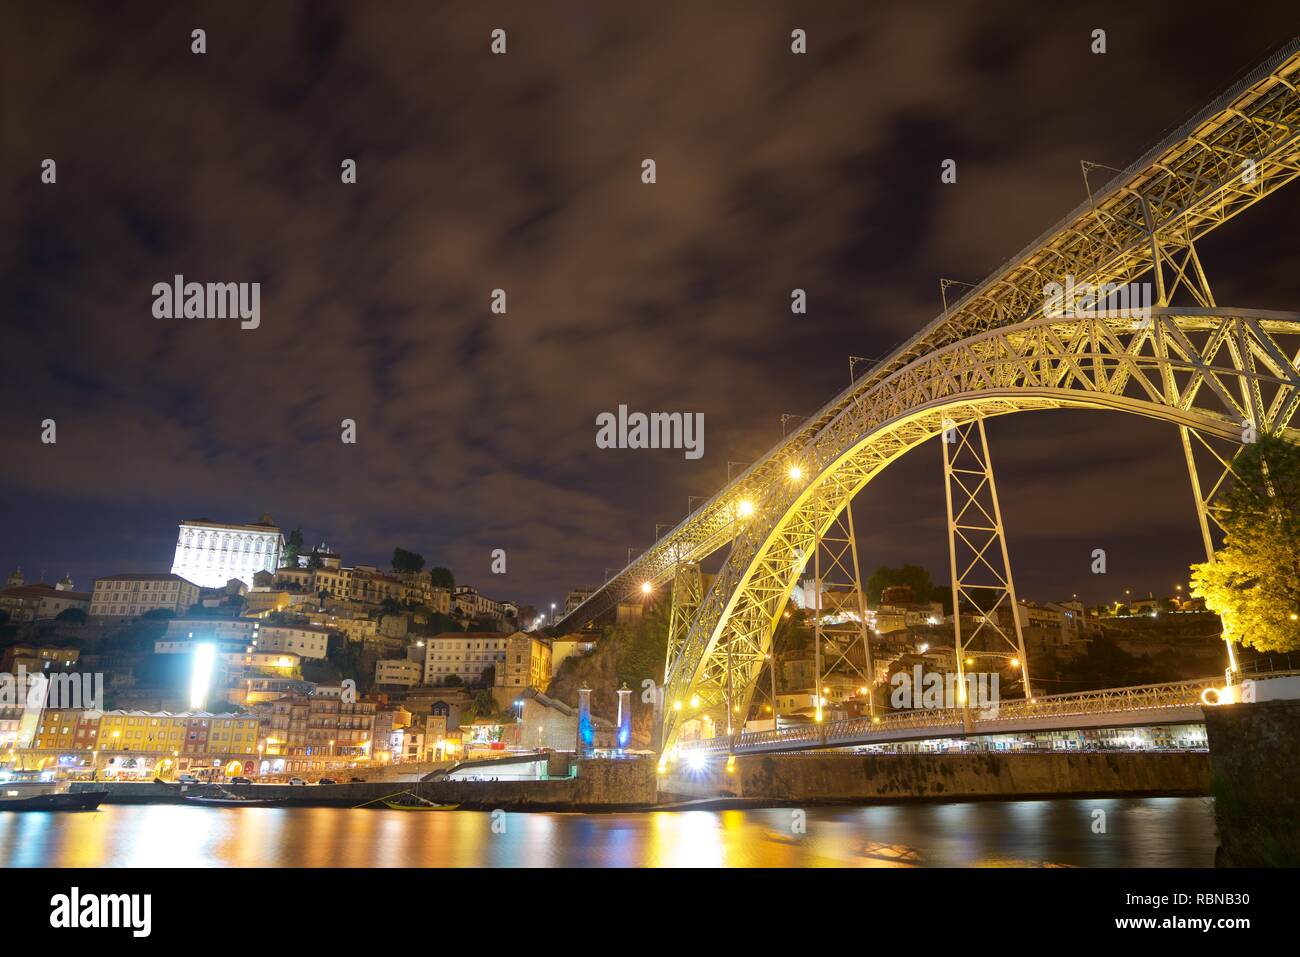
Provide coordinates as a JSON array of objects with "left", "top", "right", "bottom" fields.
[
  {"left": 0, "top": 783, "right": 107, "bottom": 812},
  {"left": 380, "top": 798, "right": 459, "bottom": 811},
  {"left": 358, "top": 788, "right": 459, "bottom": 811},
  {"left": 182, "top": 786, "right": 286, "bottom": 808}
]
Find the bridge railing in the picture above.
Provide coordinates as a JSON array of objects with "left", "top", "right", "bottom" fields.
[{"left": 677, "top": 676, "right": 1223, "bottom": 754}]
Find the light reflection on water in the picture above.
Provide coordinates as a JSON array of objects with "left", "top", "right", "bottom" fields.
[{"left": 0, "top": 797, "right": 1217, "bottom": 868}]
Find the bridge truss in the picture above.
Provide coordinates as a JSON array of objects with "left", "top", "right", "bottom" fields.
[{"left": 550, "top": 40, "right": 1300, "bottom": 757}]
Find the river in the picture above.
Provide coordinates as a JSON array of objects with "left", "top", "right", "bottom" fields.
[{"left": 0, "top": 796, "right": 1216, "bottom": 867}]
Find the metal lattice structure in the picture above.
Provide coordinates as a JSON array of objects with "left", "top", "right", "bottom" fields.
[
  {"left": 941, "top": 418, "right": 1032, "bottom": 711},
  {"left": 556, "top": 40, "right": 1300, "bottom": 639},
  {"left": 658, "top": 307, "right": 1300, "bottom": 751},
  {"left": 545, "top": 41, "right": 1300, "bottom": 755}
]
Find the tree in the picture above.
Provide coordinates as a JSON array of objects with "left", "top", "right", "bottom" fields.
[
  {"left": 392, "top": 548, "right": 426, "bottom": 575},
  {"left": 1191, "top": 436, "right": 1300, "bottom": 653},
  {"left": 429, "top": 566, "right": 455, "bottom": 590},
  {"left": 864, "top": 564, "right": 939, "bottom": 606},
  {"left": 283, "top": 526, "right": 304, "bottom": 567},
  {"left": 55, "top": 607, "right": 87, "bottom": 624},
  {"left": 306, "top": 548, "right": 324, "bottom": 571}
]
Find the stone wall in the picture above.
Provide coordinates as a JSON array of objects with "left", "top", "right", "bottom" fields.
[
  {"left": 1204, "top": 698, "right": 1300, "bottom": 866},
  {"left": 660, "top": 751, "right": 1210, "bottom": 802}
]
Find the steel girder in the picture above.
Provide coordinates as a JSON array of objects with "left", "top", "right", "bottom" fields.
[
  {"left": 659, "top": 308, "right": 1300, "bottom": 753},
  {"left": 557, "top": 41, "right": 1300, "bottom": 634}
]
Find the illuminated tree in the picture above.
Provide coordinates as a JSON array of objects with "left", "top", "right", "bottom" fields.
[{"left": 1191, "top": 437, "right": 1300, "bottom": 653}]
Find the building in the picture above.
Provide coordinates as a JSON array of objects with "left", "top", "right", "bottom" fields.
[
  {"left": 423, "top": 632, "right": 510, "bottom": 685},
  {"left": 564, "top": 588, "right": 595, "bottom": 616},
  {"left": 495, "top": 632, "right": 552, "bottom": 692},
  {"left": 171, "top": 515, "right": 285, "bottom": 589},
  {"left": 0, "top": 644, "right": 81, "bottom": 673},
  {"left": 551, "top": 634, "right": 597, "bottom": 672},
  {"left": 89, "top": 573, "right": 200, "bottom": 620},
  {"left": 258, "top": 623, "right": 331, "bottom": 660},
  {"left": 453, "top": 586, "right": 511, "bottom": 622},
  {"left": 19, "top": 708, "right": 264, "bottom": 780},
  {"left": 0, "top": 579, "right": 91, "bottom": 622},
  {"left": 375, "top": 658, "right": 424, "bottom": 688},
  {"left": 258, "top": 687, "right": 376, "bottom": 776}
]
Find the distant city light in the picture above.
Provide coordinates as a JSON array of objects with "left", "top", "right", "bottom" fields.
[{"left": 190, "top": 643, "right": 216, "bottom": 710}]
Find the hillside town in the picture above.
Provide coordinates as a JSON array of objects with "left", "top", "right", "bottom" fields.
[{"left": 0, "top": 513, "right": 1237, "bottom": 785}]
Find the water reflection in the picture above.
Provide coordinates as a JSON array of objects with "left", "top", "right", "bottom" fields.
[{"left": 0, "top": 797, "right": 1217, "bottom": 868}]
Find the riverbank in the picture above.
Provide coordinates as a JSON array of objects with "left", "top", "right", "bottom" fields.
[
  {"left": 659, "top": 751, "right": 1211, "bottom": 803},
  {"left": 69, "top": 756, "right": 659, "bottom": 811}
]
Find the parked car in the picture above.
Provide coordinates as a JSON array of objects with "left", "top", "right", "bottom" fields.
[
  {"left": 230, "top": 776, "right": 253, "bottom": 785},
  {"left": 317, "top": 777, "right": 338, "bottom": 785},
  {"left": 349, "top": 776, "right": 365, "bottom": 783},
  {"left": 287, "top": 777, "right": 307, "bottom": 786},
  {"left": 177, "top": 775, "right": 199, "bottom": 784}
]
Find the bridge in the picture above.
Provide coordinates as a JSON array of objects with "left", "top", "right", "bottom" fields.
[
  {"left": 556, "top": 38, "right": 1300, "bottom": 758},
  {"left": 677, "top": 676, "right": 1224, "bottom": 755}
]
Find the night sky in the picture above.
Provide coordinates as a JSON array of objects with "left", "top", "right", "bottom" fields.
[{"left": 3, "top": 2, "right": 1299, "bottom": 610}]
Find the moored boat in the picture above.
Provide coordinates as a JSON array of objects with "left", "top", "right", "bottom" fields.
[
  {"left": 0, "top": 785, "right": 107, "bottom": 812},
  {"left": 182, "top": 785, "right": 286, "bottom": 808},
  {"left": 380, "top": 798, "right": 459, "bottom": 811}
]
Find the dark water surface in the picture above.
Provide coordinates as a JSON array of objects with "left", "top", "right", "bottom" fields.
[{"left": 0, "top": 796, "right": 1217, "bottom": 867}]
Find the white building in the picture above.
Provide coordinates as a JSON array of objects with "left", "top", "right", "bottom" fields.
[
  {"left": 423, "top": 631, "right": 510, "bottom": 685},
  {"left": 375, "top": 658, "right": 423, "bottom": 687},
  {"left": 171, "top": 515, "right": 285, "bottom": 589},
  {"left": 90, "top": 574, "right": 201, "bottom": 619},
  {"left": 257, "top": 624, "right": 331, "bottom": 660}
]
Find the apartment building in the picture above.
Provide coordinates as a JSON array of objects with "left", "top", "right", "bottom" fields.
[{"left": 90, "top": 573, "right": 200, "bottom": 620}]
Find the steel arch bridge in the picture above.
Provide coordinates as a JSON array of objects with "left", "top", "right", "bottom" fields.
[{"left": 553, "top": 39, "right": 1300, "bottom": 756}]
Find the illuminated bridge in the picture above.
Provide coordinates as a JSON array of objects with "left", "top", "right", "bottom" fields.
[
  {"left": 676, "top": 676, "right": 1240, "bottom": 755},
  {"left": 556, "top": 39, "right": 1300, "bottom": 757}
]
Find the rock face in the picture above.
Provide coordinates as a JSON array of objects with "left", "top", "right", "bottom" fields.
[
  {"left": 1204, "top": 699, "right": 1300, "bottom": 867},
  {"left": 547, "top": 634, "right": 659, "bottom": 748}
]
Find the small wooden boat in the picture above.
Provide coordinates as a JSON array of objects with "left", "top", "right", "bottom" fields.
[
  {"left": 183, "top": 786, "right": 286, "bottom": 808},
  {"left": 184, "top": 794, "right": 287, "bottom": 808},
  {"left": 366, "top": 788, "right": 459, "bottom": 811},
  {"left": 380, "top": 798, "right": 459, "bottom": 811}
]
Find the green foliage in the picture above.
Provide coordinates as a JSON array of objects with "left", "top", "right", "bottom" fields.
[
  {"left": 864, "top": 564, "right": 940, "bottom": 606},
  {"left": 55, "top": 607, "right": 87, "bottom": 624},
  {"left": 391, "top": 548, "right": 426, "bottom": 575},
  {"left": 612, "top": 600, "right": 669, "bottom": 688},
  {"left": 429, "top": 567, "right": 455, "bottom": 590},
  {"left": 306, "top": 548, "right": 324, "bottom": 571},
  {"left": 283, "top": 526, "right": 304, "bottom": 566},
  {"left": 1191, "top": 436, "right": 1300, "bottom": 653}
]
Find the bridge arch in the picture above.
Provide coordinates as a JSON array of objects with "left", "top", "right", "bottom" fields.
[{"left": 660, "top": 309, "right": 1300, "bottom": 751}]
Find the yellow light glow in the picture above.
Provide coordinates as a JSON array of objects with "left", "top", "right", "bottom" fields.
[
  {"left": 737, "top": 499, "right": 754, "bottom": 518},
  {"left": 788, "top": 465, "right": 803, "bottom": 481},
  {"left": 1010, "top": 657, "right": 1021, "bottom": 668},
  {"left": 689, "top": 695, "right": 700, "bottom": 708},
  {"left": 640, "top": 581, "right": 652, "bottom": 595}
]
